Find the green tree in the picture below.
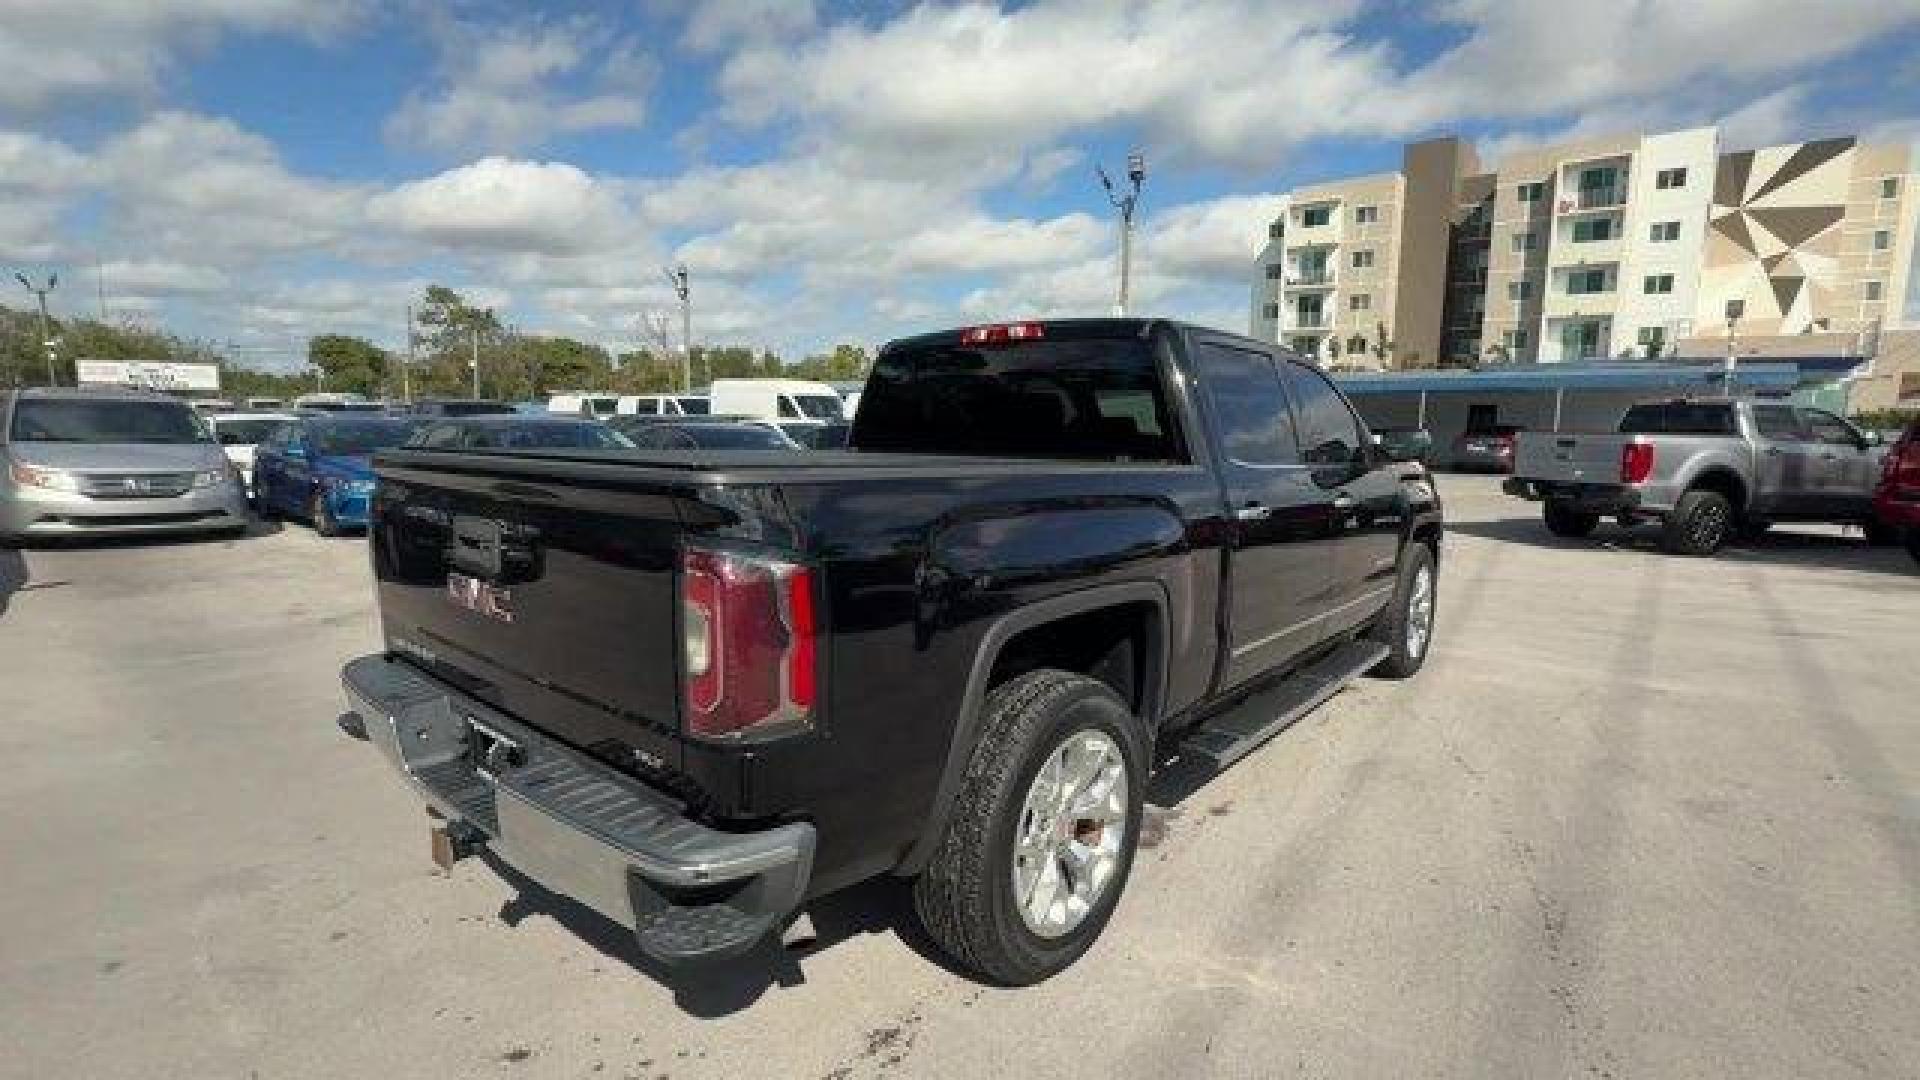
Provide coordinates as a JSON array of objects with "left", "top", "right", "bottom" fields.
[{"left": 307, "top": 334, "right": 388, "bottom": 396}]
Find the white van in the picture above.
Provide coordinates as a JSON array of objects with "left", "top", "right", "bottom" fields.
[
  {"left": 707, "top": 379, "right": 844, "bottom": 426},
  {"left": 616, "top": 394, "right": 711, "bottom": 417},
  {"left": 547, "top": 393, "right": 619, "bottom": 419}
]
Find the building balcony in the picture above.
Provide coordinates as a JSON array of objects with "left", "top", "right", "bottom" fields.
[
  {"left": 1283, "top": 270, "right": 1337, "bottom": 290},
  {"left": 1557, "top": 186, "right": 1625, "bottom": 213},
  {"left": 1542, "top": 290, "right": 1618, "bottom": 321},
  {"left": 1284, "top": 312, "right": 1331, "bottom": 331},
  {"left": 1553, "top": 235, "right": 1623, "bottom": 265}
]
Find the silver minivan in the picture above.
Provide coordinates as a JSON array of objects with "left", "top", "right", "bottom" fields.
[{"left": 0, "top": 387, "right": 250, "bottom": 543}]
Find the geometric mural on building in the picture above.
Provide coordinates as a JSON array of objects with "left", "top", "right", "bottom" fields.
[{"left": 1700, "top": 137, "right": 1855, "bottom": 334}]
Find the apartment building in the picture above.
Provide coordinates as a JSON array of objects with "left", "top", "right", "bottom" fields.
[
  {"left": 1251, "top": 127, "right": 1919, "bottom": 368},
  {"left": 1250, "top": 138, "right": 1478, "bottom": 369}
]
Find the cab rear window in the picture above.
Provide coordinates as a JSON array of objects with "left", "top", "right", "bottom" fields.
[{"left": 853, "top": 335, "right": 1182, "bottom": 462}]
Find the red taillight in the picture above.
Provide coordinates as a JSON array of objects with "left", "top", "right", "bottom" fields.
[
  {"left": 959, "top": 322, "right": 1045, "bottom": 346},
  {"left": 680, "top": 547, "right": 816, "bottom": 741},
  {"left": 1621, "top": 443, "right": 1655, "bottom": 485}
]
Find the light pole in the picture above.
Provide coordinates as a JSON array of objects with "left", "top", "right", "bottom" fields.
[
  {"left": 470, "top": 324, "right": 481, "bottom": 399},
  {"left": 664, "top": 265, "right": 691, "bottom": 391},
  {"left": 1723, "top": 301, "right": 1742, "bottom": 398},
  {"left": 14, "top": 272, "right": 59, "bottom": 385},
  {"left": 1096, "top": 150, "right": 1145, "bottom": 315},
  {"left": 401, "top": 304, "right": 415, "bottom": 404}
]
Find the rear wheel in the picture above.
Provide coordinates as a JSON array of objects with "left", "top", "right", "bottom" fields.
[
  {"left": 1368, "top": 542, "right": 1436, "bottom": 679},
  {"left": 912, "top": 669, "right": 1144, "bottom": 986},
  {"left": 252, "top": 482, "right": 278, "bottom": 520},
  {"left": 1861, "top": 519, "right": 1899, "bottom": 546},
  {"left": 1662, "top": 489, "right": 1732, "bottom": 556},
  {"left": 1905, "top": 529, "right": 1920, "bottom": 567},
  {"left": 1543, "top": 500, "right": 1600, "bottom": 538}
]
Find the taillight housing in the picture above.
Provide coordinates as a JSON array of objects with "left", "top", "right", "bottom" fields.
[
  {"left": 1621, "top": 443, "right": 1655, "bottom": 485},
  {"left": 680, "top": 547, "right": 817, "bottom": 742}
]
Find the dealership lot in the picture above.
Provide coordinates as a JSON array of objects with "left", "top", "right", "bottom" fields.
[{"left": 1, "top": 476, "right": 1916, "bottom": 1079}]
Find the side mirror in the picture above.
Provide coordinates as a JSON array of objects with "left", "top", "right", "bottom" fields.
[
  {"left": 1374, "top": 428, "right": 1433, "bottom": 463},
  {"left": 1862, "top": 429, "right": 1884, "bottom": 448}
]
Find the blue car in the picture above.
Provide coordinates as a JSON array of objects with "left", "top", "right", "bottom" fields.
[{"left": 251, "top": 414, "right": 415, "bottom": 535}]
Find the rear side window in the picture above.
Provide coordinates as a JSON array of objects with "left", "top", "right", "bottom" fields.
[
  {"left": 1193, "top": 343, "right": 1297, "bottom": 465},
  {"left": 1279, "top": 362, "right": 1364, "bottom": 467},
  {"left": 1799, "top": 409, "right": 1860, "bottom": 446},
  {"left": 1618, "top": 402, "right": 1737, "bottom": 435},
  {"left": 634, "top": 399, "right": 659, "bottom": 415},
  {"left": 853, "top": 334, "right": 1181, "bottom": 462},
  {"left": 1749, "top": 405, "right": 1803, "bottom": 440}
]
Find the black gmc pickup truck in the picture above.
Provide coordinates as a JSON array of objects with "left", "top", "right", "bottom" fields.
[{"left": 340, "top": 318, "right": 1442, "bottom": 984}]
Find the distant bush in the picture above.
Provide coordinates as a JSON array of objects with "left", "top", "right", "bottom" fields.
[{"left": 1851, "top": 407, "right": 1919, "bottom": 432}]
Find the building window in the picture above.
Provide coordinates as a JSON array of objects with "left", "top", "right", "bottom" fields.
[
  {"left": 1637, "top": 326, "right": 1666, "bottom": 347},
  {"left": 1512, "top": 230, "right": 1538, "bottom": 253},
  {"left": 1354, "top": 205, "right": 1379, "bottom": 224},
  {"left": 1567, "top": 269, "right": 1611, "bottom": 294},
  {"left": 1265, "top": 263, "right": 1285, "bottom": 280},
  {"left": 1572, "top": 217, "right": 1615, "bottom": 243},
  {"left": 1517, "top": 182, "right": 1545, "bottom": 203},
  {"left": 1873, "top": 229, "right": 1891, "bottom": 251},
  {"left": 1301, "top": 205, "right": 1331, "bottom": 228},
  {"left": 1866, "top": 281, "right": 1883, "bottom": 302},
  {"left": 1262, "top": 302, "right": 1280, "bottom": 319},
  {"left": 1507, "top": 280, "right": 1533, "bottom": 302},
  {"left": 1655, "top": 167, "right": 1687, "bottom": 189},
  {"left": 1502, "top": 329, "right": 1528, "bottom": 351},
  {"left": 1643, "top": 274, "right": 1674, "bottom": 294},
  {"left": 1350, "top": 294, "right": 1371, "bottom": 311},
  {"left": 1346, "top": 335, "right": 1367, "bottom": 354},
  {"left": 1725, "top": 299, "right": 1745, "bottom": 320},
  {"left": 1268, "top": 220, "right": 1285, "bottom": 239},
  {"left": 1351, "top": 249, "right": 1375, "bottom": 269},
  {"left": 1650, "top": 220, "right": 1680, "bottom": 242},
  {"left": 1900, "top": 371, "right": 1920, "bottom": 401},
  {"left": 1883, "top": 177, "right": 1900, "bottom": 199}
]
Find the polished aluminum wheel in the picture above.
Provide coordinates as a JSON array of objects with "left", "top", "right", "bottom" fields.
[
  {"left": 1406, "top": 562, "right": 1434, "bottom": 658},
  {"left": 1011, "top": 729, "right": 1129, "bottom": 939}
]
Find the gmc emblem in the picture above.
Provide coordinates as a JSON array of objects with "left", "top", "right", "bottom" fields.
[{"left": 446, "top": 571, "right": 514, "bottom": 624}]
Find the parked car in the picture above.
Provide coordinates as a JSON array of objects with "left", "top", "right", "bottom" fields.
[
  {"left": 616, "top": 394, "right": 711, "bottom": 417},
  {"left": 251, "top": 414, "right": 416, "bottom": 536},
  {"left": 1449, "top": 424, "right": 1524, "bottom": 472},
  {"left": 1505, "top": 398, "right": 1890, "bottom": 555},
  {"left": 205, "top": 411, "right": 295, "bottom": 494},
  {"left": 244, "top": 397, "right": 284, "bottom": 410},
  {"left": 293, "top": 392, "right": 383, "bottom": 412},
  {"left": 1373, "top": 426, "right": 1435, "bottom": 464},
  {"left": 404, "top": 398, "right": 514, "bottom": 419},
  {"left": 338, "top": 318, "right": 1441, "bottom": 984},
  {"left": 1872, "top": 418, "right": 1920, "bottom": 566},
  {"left": 0, "top": 387, "right": 248, "bottom": 543},
  {"left": 608, "top": 416, "right": 801, "bottom": 450},
  {"left": 546, "top": 393, "right": 619, "bottom": 419},
  {"left": 408, "top": 414, "right": 635, "bottom": 451}
]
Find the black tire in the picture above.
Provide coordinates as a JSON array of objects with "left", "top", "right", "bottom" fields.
[
  {"left": 310, "top": 489, "right": 342, "bottom": 537},
  {"left": 252, "top": 484, "right": 278, "bottom": 520},
  {"left": 912, "top": 669, "right": 1146, "bottom": 986},
  {"left": 1861, "top": 519, "right": 1899, "bottom": 547},
  {"left": 1662, "top": 489, "right": 1733, "bottom": 556},
  {"left": 1368, "top": 541, "right": 1436, "bottom": 679},
  {"left": 1905, "top": 529, "right": 1920, "bottom": 568},
  {"left": 1543, "top": 500, "right": 1600, "bottom": 538}
]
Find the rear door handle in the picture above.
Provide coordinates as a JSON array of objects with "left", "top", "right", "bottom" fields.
[
  {"left": 1765, "top": 447, "right": 1782, "bottom": 457},
  {"left": 1234, "top": 503, "right": 1272, "bottom": 522}
]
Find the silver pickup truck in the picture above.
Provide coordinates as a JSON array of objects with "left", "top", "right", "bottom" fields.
[{"left": 1504, "top": 398, "right": 1891, "bottom": 555}]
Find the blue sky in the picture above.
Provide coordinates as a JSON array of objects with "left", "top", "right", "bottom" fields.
[{"left": 2, "top": 0, "right": 1918, "bottom": 370}]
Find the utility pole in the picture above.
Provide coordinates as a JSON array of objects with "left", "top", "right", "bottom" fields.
[
  {"left": 96, "top": 256, "right": 108, "bottom": 320},
  {"left": 664, "top": 265, "right": 691, "bottom": 392},
  {"left": 470, "top": 324, "right": 481, "bottom": 399},
  {"left": 1096, "top": 150, "right": 1146, "bottom": 315},
  {"left": 1723, "top": 302, "right": 1741, "bottom": 399},
  {"left": 14, "top": 272, "right": 59, "bottom": 385},
  {"left": 401, "top": 304, "right": 414, "bottom": 403}
]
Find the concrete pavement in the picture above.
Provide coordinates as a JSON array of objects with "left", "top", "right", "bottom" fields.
[{"left": 2, "top": 477, "right": 1916, "bottom": 1079}]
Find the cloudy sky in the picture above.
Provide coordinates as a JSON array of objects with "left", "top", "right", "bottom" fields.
[{"left": 3, "top": 0, "right": 1919, "bottom": 369}]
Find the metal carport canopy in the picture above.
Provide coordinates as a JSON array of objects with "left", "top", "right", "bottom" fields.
[{"left": 1329, "top": 362, "right": 1804, "bottom": 397}]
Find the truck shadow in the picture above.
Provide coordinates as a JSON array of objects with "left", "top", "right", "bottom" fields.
[
  {"left": 479, "top": 851, "right": 969, "bottom": 1015},
  {"left": 1447, "top": 518, "right": 1918, "bottom": 578},
  {"left": 0, "top": 546, "right": 27, "bottom": 620}
]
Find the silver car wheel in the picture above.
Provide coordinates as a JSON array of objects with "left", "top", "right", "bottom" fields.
[
  {"left": 1406, "top": 562, "right": 1434, "bottom": 658},
  {"left": 1010, "top": 728, "right": 1129, "bottom": 939}
]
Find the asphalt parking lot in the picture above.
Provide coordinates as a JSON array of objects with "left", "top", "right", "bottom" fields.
[{"left": 2, "top": 475, "right": 1916, "bottom": 1079}]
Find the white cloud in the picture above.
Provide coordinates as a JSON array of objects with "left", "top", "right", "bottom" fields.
[
  {"left": 385, "top": 16, "right": 653, "bottom": 155},
  {"left": 98, "top": 259, "right": 229, "bottom": 295},
  {"left": 0, "top": 130, "right": 91, "bottom": 262},
  {"left": 1717, "top": 85, "right": 1814, "bottom": 151},
  {"left": 682, "top": 0, "right": 818, "bottom": 52},
  {"left": 0, "top": 0, "right": 361, "bottom": 111},
  {"left": 368, "top": 158, "right": 631, "bottom": 254}
]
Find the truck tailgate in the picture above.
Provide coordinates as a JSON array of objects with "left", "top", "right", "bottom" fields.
[
  {"left": 1512, "top": 431, "right": 1628, "bottom": 484},
  {"left": 369, "top": 451, "right": 690, "bottom": 773}
]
